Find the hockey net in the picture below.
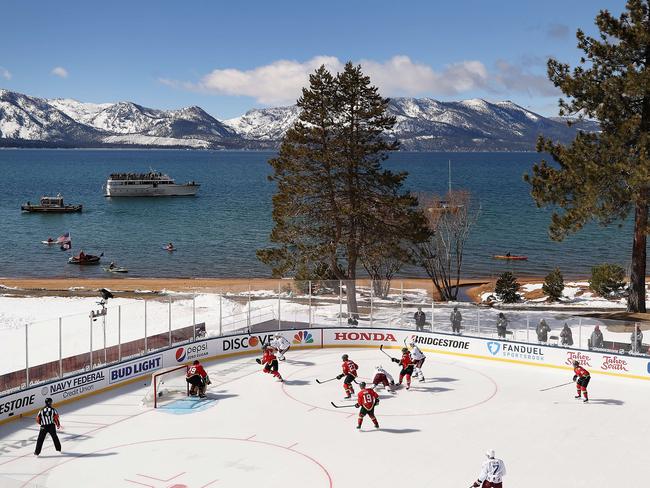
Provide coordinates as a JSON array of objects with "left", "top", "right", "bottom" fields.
[{"left": 143, "top": 365, "right": 189, "bottom": 408}]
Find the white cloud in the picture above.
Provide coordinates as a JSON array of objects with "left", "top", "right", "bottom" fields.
[
  {"left": 163, "top": 55, "right": 555, "bottom": 105},
  {"left": 0, "top": 66, "right": 11, "bottom": 80},
  {"left": 51, "top": 66, "right": 69, "bottom": 78}
]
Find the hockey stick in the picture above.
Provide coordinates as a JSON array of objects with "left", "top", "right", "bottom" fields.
[
  {"left": 316, "top": 377, "right": 338, "bottom": 384},
  {"left": 539, "top": 381, "right": 573, "bottom": 392},
  {"left": 330, "top": 401, "right": 357, "bottom": 409},
  {"left": 379, "top": 344, "right": 397, "bottom": 360}
]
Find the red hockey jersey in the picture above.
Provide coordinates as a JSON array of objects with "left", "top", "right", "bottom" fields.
[
  {"left": 342, "top": 360, "right": 358, "bottom": 376},
  {"left": 574, "top": 365, "right": 590, "bottom": 378},
  {"left": 262, "top": 349, "right": 277, "bottom": 365},
  {"left": 399, "top": 352, "right": 413, "bottom": 368},
  {"left": 357, "top": 388, "right": 379, "bottom": 410},
  {"left": 187, "top": 364, "right": 207, "bottom": 378}
]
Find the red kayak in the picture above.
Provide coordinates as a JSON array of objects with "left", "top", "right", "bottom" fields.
[{"left": 493, "top": 255, "right": 528, "bottom": 261}]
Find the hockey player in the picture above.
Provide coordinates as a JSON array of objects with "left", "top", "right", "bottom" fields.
[
  {"left": 257, "top": 345, "right": 283, "bottom": 382},
  {"left": 391, "top": 347, "right": 414, "bottom": 389},
  {"left": 355, "top": 381, "right": 380, "bottom": 430},
  {"left": 186, "top": 360, "right": 211, "bottom": 398},
  {"left": 372, "top": 365, "right": 397, "bottom": 393},
  {"left": 270, "top": 333, "right": 291, "bottom": 361},
  {"left": 572, "top": 360, "right": 590, "bottom": 402},
  {"left": 469, "top": 449, "right": 506, "bottom": 488},
  {"left": 408, "top": 341, "right": 426, "bottom": 382},
  {"left": 336, "top": 354, "right": 358, "bottom": 399}
]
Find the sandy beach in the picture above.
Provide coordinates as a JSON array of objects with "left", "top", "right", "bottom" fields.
[{"left": 0, "top": 277, "right": 490, "bottom": 299}]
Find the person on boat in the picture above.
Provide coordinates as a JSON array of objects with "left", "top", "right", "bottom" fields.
[
  {"left": 77, "top": 250, "right": 86, "bottom": 262},
  {"left": 506, "top": 252, "right": 511, "bottom": 257},
  {"left": 166, "top": 242, "right": 175, "bottom": 251},
  {"left": 108, "top": 262, "right": 116, "bottom": 270},
  {"left": 46, "top": 237, "right": 54, "bottom": 243}
]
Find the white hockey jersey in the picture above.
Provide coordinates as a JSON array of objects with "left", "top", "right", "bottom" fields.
[
  {"left": 410, "top": 345, "right": 425, "bottom": 361},
  {"left": 271, "top": 336, "right": 290, "bottom": 351},
  {"left": 374, "top": 366, "right": 394, "bottom": 383},
  {"left": 478, "top": 458, "right": 506, "bottom": 483}
]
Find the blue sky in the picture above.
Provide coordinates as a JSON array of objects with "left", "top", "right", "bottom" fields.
[{"left": 0, "top": 0, "right": 628, "bottom": 119}]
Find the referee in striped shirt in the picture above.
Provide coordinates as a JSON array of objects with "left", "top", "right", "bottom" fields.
[{"left": 34, "top": 397, "right": 61, "bottom": 455}]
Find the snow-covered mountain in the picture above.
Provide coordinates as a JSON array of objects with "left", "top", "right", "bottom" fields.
[
  {"left": 0, "top": 89, "right": 595, "bottom": 151},
  {"left": 225, "top": 97, "right": 597, "bottom": 151},
  {"left": 0, "top": 90, "right": 237, "bottom": 149}
]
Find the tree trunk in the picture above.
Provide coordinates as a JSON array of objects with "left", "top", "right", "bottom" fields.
[
  {"left": 628, "top": 195, "right": 648, "bottom": 312},
  {"left": 345, "top": 280, "right": 359, "bottom": 320}
]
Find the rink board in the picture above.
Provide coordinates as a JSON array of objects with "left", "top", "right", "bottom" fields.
[{"left": 2, "top": 326, "right": 648, "bottom": 423}]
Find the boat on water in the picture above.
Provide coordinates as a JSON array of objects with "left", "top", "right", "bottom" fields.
[
  {"left": 493, "top": 255, "right": 528, "bottom": 261},
  {"left": 103, "top": 265, "right": 128, "bottom": 273},
  {"left": 104, "top": 172, "right": 199, "bottom": 197},
  {"left": 69, "top": 252, "right": 102, "bottom": 265},
  {"left": 21, "top": 195, "right": 82, "bottom": 213}
]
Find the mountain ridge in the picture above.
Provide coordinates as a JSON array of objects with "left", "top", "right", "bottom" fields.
[{"left": 0, "top": 89, "right": 596, "bottom": 151}]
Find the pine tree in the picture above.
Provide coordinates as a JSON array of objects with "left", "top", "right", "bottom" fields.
[
  {"left": 542, "top": 267, "right": 565, "bottom": 301},
  {"left": 495, "top": 272, "right": 520, "bottom": 303},
  {"left": 257, "top": 63, "right": 426, "bottom": 318},
  {"left": 525, "top": 0, "right": 650, "bottom": 312}
]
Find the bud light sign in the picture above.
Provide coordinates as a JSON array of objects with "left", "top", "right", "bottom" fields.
[{"left": 109, "top": 355, "right": 162, "bottom": 384}]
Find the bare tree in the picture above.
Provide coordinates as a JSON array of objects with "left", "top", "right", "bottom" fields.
[
  {"left": 413, "top": 190, "right": 479, "bottom": 301},
  {"left": 360, "top": 240, "right": 411, "bottom": 299}
]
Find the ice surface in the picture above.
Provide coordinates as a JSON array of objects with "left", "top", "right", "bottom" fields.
[{"left": 0, "top": 347, "right": 647, "bottom": 487}]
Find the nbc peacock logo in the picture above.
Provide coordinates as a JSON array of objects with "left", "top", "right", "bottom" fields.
[{"left": 293, "top": 331, "right": 314, "bottom": 344}]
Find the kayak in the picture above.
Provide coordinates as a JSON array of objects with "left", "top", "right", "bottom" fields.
[
  {"left": 493, "top": 255, "right": 528, "bottom": 261},
  {"left": 103, "top": 266, "right": 128, "bottom": 273},
  {"left": 42, "top": 240, "right": 58, "bottom": 245},
  {"left": 68, "top": 254, "right": 101, "bottom": 265},
  {"left": 163, "top": 247, "right": 176, "bottom": 252}
]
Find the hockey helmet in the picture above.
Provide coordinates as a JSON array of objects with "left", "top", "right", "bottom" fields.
[
  {"left": 359, "top": 381, "right": 367, "bottom": 388},
  {"left": 44, "top": 397, "right": 53, "bottom": 406},
  {"left": 274, "top": 333, "right": 282, "bottom": 339},
  {"left": 573, "top": 360, "right": 580, "bottom": 367},
  {"left": 486, "top": 449, "right": 495, "bottom": 459},
  {"left": 342, "top": 354, "right": 349, "bottom": 361},
  {"left": 408, "top": 341, "right": 415, "bottom": 347},
  {"left": 401, "top": 347, "right": 408, "bottom": 353},
  {"left": 193, "top": 360, "right": 200, "bottom": 365}
]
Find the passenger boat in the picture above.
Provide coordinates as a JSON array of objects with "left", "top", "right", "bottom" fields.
[
  {"left": 104, "top": 172, "right": 199, "bottom": 197},
  {"left": 21, "top": 195, "right": 82, "bottom": 213},
  {"left": 493, "top": 255, "right": 528, "bottom": 261}
]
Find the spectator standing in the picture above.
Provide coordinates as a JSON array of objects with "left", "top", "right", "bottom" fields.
[
  {"left": 536, "top": 319, "right": 551, "bottom": 344},
  {"left": 414, "top": 307, "right": 427, "bottom": 332},
  {"left": 560, "top": 323, "right": 574, "bottom": 346},
  {"left": 450, "top": 306, "right": 463, "bottom": 334},
  {"left": 590, "top": 325, "right": 604, "bottom": 349},
  {"left": 631, "top": 325, "right": 643, "bottom": 353},
  {"left": 496, "top": 313, "right": 508, "bottom": 339},
  {"left": 34, "top": 398, "right": 61, "bottom": 456}
]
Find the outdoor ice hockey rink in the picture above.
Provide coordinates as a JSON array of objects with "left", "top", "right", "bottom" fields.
[{"left": 0, "top": 346, "right": 648, "bottom": 488}]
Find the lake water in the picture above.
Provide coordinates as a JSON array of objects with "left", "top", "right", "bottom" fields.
[{"left": 0, "top": 149, "right": 632, "bottom": 279}]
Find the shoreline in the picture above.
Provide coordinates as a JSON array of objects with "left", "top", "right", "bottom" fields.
[{"left": 0, "top": 277, "right": 492, "bottom": 299}]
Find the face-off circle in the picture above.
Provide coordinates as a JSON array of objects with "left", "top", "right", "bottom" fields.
[
  {"left": 27, "top": 437, "right": 332, "bottom": 488},
  {"left": 281, "top": 350, "right": 498, "bottom": 416}
]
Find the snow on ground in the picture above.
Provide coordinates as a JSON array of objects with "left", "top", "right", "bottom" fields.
[
  {"left": 1, "top": 289, "right": 646, "bottom": 377},
  {"left": 0, "top": 348, "right": 647, "bottom": 487},
  {"left": 481, "top": 281, "right": 630, "bottom": 309}
]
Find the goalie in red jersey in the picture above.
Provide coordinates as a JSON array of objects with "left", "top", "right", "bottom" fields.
[
  {"left": 391, "top": 347, "right": 414, "bottom": 389},
  {"left": 186, "top": 360, "right": 211, "bottom": 398},
  {"left": 336, "top": 354, "right": 359, "bottom": 399},
  {"left": 355, "top": 382, "right": 379, "bottom": 430},
  {"left": 572, "top": 360, "right": 590, "bottom": 403},
  {"left": 256, "top": 345, "right": 283, "bottom": 382}
]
